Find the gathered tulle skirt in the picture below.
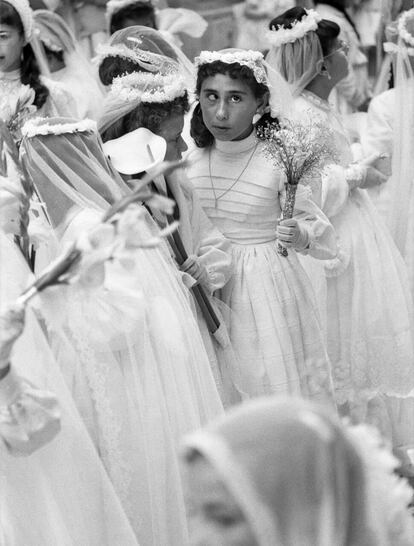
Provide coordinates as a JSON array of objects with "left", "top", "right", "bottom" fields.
[
  {"left": 218, "top": 239, "right": 334, "bottom": 404},
  {"left": 44, "top": 211, "right": 224, "bottom": 546},
  {"left": 323, "top": 190, "right": 414, "bottom": 406}
]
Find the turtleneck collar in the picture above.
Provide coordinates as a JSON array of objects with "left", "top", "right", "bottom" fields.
[
  {"left": 214, "top": 130, "right": 257, "bottom": 154},
  {"left": 0, "top": 69, "right": 21, "bottom": 82}
]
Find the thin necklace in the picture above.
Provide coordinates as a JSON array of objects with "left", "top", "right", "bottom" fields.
[{"left": 208, "top": 142, "right": 258, "bottom": 209}]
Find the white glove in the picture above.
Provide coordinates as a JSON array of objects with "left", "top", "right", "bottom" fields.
[
  {"left": 276, "top": 218, "right": 310, "bottom": 251},
  {"left": 180, "top": 255, "right": 209, "bottom": 286}
]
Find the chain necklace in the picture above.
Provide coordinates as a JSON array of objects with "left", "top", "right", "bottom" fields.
[{"left": 208, "top": 142, "right": 258, "bottom": 209}]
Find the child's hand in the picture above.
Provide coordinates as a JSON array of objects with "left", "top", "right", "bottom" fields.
[
  {"left": 0, "top": 303, "right": 25, "bottom": 369},
  {"left": 180, "top": 255, "right": 209, "bottom": 286},
  {"left": 277, "top": 218, "right": 309, "bottom": 250}
]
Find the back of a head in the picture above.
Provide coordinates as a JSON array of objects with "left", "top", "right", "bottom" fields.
[
  {"left": 266, "top": 7, "right": 340, "bottom": 95},
  {"left": 109, "top": 1, "right": 157, "bottom": 35},
  {"left": 98, "top": 25, "right": 180, "bottom": 86},
  {"left": 20, "top": 117, "right": 127, "bottom": 228}
]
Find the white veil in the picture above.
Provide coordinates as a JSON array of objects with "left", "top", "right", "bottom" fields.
[
  {"left": 20, "top": 117, "right": 130, "bottom": 230},
  {"left": 265, "top": 9, "right": 324, "bottom": 97},
  {"left": 387, "top": 9, "right": 414, "bottom": 280},
  {"left": 33, "top": 10, "right": 104, "bottom": 119},
  {"left": 0, "top": 229, "right": 138, "bottom": 545},
  {"left": 95, "top": 25, "right": 195, "bottom": 89}
]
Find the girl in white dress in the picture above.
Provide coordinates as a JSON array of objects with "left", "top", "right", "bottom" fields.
[
  {"left": 0, "top": 180, "right": 139, "bottom": 545},
  {"left": 98, "top": 40, "right": 239, "bottom": 405},
  {"left": 33, "top": 10, "right": 104, "bottom": 120},
  {"left": 0, "top": 0, "right": 77, "bottom": 137},
  {"left": 20, "top": 117, "right": 224, "bottom": 545},
  {"left": 187, "top": 49, "right": 337, "bottom": 403},
  {"left": 267, "top": 8, "right": 414, "bottom": 444}
]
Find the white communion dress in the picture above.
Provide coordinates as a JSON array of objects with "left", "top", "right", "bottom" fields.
[
  {"left": 187, "top": 131, "right": 336, "bottom": 404},
  {"left": 0, "top": 231, "right": 139, "bottom": 546},
  {"left": 292, "top": 92, "right": 414, "bottom": 443},
  {"left": 43, "top": 205, "right": 224, "bottom": 546}
]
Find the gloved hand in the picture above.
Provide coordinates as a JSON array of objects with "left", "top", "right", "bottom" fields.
[
  {"left": 180, "top": 255, "right": 209, "bottom": 286},
  {"left": 347, "top": 153, "right": 388, "bottom": 190},
  {"left": 0, "top": 303, "right": 25, "bottom": 371},
  {"left": 276, "top": 218, "right": 310, "bottom": 251}
]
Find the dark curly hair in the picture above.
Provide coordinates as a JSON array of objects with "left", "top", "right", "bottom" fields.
[
  {"left": 0, "top": 1, "right": 49, "bottom": 110},
  {"left": 109, "top": 3, "right": 157, "bottom": 35},
  {"left": 191, "top": 61, "right": 271, "bottom": 149},
  {"left": 269, "top": 7, "right": 340, "bottom": 57},
  {"left": 100, "top": 92, "right": 190, "bottom": 142},
  {"left": 99, "top": 55, "right": 148, "bottom": 86}
]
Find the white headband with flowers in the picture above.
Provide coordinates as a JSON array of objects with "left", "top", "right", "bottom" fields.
[
  {"left": 194, "top": 50, "right": 268, "bottom": 85},
  {"left": 265, "top": 9, "right": 322, "bottom": 48},
  {"left": 110, "top": 71, "right": 187, "bottom": 104},
  {"left": 398, "top": 8, "right": 414, "bottom": 47}
]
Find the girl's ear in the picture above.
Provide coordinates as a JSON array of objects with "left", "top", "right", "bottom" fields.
[{"left": 256, "top": 90, "right": 270, "bottom": 115}]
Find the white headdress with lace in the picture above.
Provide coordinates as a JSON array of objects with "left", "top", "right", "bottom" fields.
[
  {"left": 266, "top": 9, "right": 321, "bottom": 47},
  {"left": 98, "top": 68, "right": 187, "bottom": 135},
  {"left": 2, "top": 0, "right": 33, "bottom": 42},
  {"left": 265, "top": 9, "right": 324, "bottom": 97},
  {"left": 195, "top": 49, "right": 268, "bottom": 85},
  {"left": 194, "top": 48, "right": 293, "bottom": 118}
]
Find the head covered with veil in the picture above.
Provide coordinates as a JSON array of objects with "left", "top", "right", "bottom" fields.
[
  {"left": 383, "top": 8, "right": 414, "bottom": 264},
  {"left": 20, "top": 117, "right": 129, "bottom": 230},
  {"left": 265, "top": 7, "right": 342, "bottom": 97},
  {"left": 95, "top": 24, "right": 195, "bottom": 88},
  {"left": 182, "top": 396, "right": 413, "bottom": 546}
]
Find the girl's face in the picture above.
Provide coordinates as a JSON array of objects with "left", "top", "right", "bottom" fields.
[
  {"left": 155, "top": 113, "right": 188, "bottom": 162},
  {"left": 324, "top": 38, "right": 349, "bottom": 84},
  {"left": 184, "top": 457, "right": 258, "bottom": 546},
  {"left": 199, "top": 73, "right": 265, "bottom": 142},
  {"left": 0, "top": 24, "right": 24, "bottom": 72}
]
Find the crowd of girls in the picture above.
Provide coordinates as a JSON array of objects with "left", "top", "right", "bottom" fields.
[{"left": 1, "top": 0, "right": 414, "bottom": 544}]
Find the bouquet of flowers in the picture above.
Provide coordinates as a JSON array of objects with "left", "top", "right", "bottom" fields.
[{"left": 257, "top": 117, "right": 337, "bottom": 256}]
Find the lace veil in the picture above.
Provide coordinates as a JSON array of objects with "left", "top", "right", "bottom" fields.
[
  {"left": 19, "top": 117, "right": 129, "bottom": 231},
  {"left": 265, "top": 9, "right": 324, "bottom": 97},
  {"left": 95, "top": 25, "right": 195, "bottom": 89},
  {"left": 386, "top": 9, "right": 414, "bottom": 261}
]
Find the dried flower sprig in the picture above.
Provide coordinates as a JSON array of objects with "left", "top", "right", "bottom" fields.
[{"left": 257, "top": 117, "right": 337, "bottom": 256}]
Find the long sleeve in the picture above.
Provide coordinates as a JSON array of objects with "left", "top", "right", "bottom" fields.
[
  {"left": 0, "top": 366, "right": 61, "bottom": 456},
  {"left": 361, "top": 90, "right": 395, "bottom": 175},
  {"left": 189, "top": 189, "right": 232, "bottom": 293},
  {"left": 282, "top": 183, "right": 338, "bottom": 260}
]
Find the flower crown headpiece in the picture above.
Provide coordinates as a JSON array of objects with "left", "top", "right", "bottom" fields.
[
  {"left": 266, "top": 9, "right": 322, "bottom": 48},
  {"left": 110, "top": 71, "right": 187, "bottom": 104},
  {"left": 106, "top": 0, "right": 157, "bottom": 21},
  {"left": 22, "top": 118, "right": 97, "bottom": 138},
  {"left": 194, "top": 49, "right": 268, "bottom": 85},
  {"left": 397, "top": 8, "right": 414, "bottom": 47}
]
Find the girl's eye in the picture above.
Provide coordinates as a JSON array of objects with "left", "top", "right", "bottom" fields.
[
  {"left": 212, "top": 513, "right": 241, "bottom": 528},
  {"left": 230, "top": 95, "right": 242, "bottom": 103},
  {"left": 207, "top": 93, "right": 217, "bottom": 102}
]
